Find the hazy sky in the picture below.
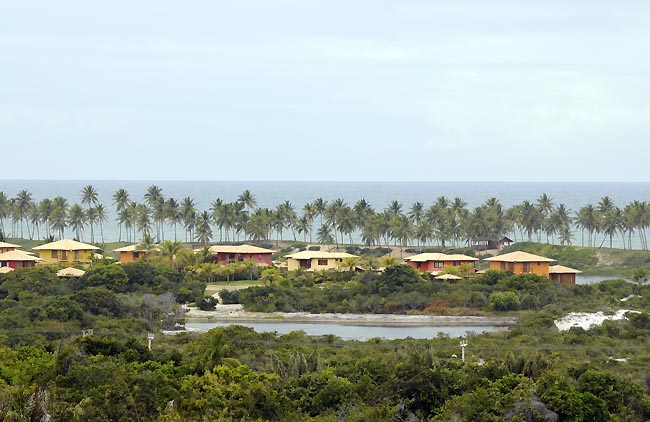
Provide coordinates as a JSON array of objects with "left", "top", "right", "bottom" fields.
[{"left": 2, "top": 1, "right": 649, "bottom": 182}]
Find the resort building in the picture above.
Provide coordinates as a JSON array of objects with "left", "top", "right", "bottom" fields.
[
  {"left": 32, "top": 239, "right": 100, "bottom": 265},
  {"left": 549, "top": 265, "right": 582, "bottom": 285},
  {"left": 0, "top": 250, "right": 42, "bottom": 268},
  {"left": 470, "top": 236, "right": 513, "bottom": 251},
  {"left": 484, "top": 251, "right": 555, "bottom": 278},
  {"left": 113, "top": 244, "right": 154, "bottom": 264},
  {"left": 285, "top": 251, "right": 358, "bottom": 271},
  {"left": 0, "top": 241, "right": 21, "bottom": 254},
  {"left": 205, "top": 244, "right": 276, "bottom": 265},
  {"left": 404, "top": 253, "right": 478, "bottom": 274}
]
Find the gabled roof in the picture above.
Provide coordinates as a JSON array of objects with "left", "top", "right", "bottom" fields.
[
  {"left": 0, "top": 250, "right": 42, "bottom": 261},
  {"left": 549, "top": 265, "right": 582, "bottom": 274},
  {"left": 33, "top": 239, "right": 100, "bottom": 251},
  {"left": 435, "top": 273, "right": 463, "bottom": 280},
  {"left": 285, "top": 251, "right": 358, "bottom": 260},
  {"left": 207, "top": 244, "right": 276, "bottom": 254},
  {"left": 113, "top": 244, "right": 150, "bottom": 252},
  {"left": 0, "top": 267, "right": 14, "bottom": 273},
  {"left": 405, "top": 253, "right": 478, "bottom": 262},
  {"left": 0, "top": 241, "right": 21, "bottom": 249},
  {"left": 484, "top": 251, "right": 555, "bottom": 263}
]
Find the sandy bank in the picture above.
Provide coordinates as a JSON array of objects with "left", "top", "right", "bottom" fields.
[{"left": 184, "top": 306, "right": 517, "bottom": 327}]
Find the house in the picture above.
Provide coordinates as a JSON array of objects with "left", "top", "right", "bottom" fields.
[
  {"left": 549, "top": 265, "right": 582, "bottom": 285},
  {"left": 483, "top": 251, "right": 555, "bottom": 277},
  {"left": 470, "top": 236, "right": 513, "bottom": 251},
  {"left": 0, "top": 250, "right": 42, "bottom": 268},
  {"left": 285, "top": 251, "right": 358, "bottom": 271},
  {"left": 0, "top": 241, "right": 21, "bottom": 254},
  {"left": 113, "top": 244, "right": 154, "bottom": 264},
  {"left": 32, "top": 239, "right": 100, "bottom": 265},
  {"left": 404, "top": 253, "right": 478, "bottom": 273},
  {"left": 206, "top": 244, "right": 276, "bottom": 266}
]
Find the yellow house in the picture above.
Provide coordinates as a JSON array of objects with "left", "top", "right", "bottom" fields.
[
  {"left": 484, "top": 251, "right": 555, "bottom": 278},
  {"left": 33, "top": 239, "right": 99, "bottom": 265},
  {"left": 0, "top": 241, "right": 21, "bottom": 254},
  {"left": 285, "top": 251, "right": 358, "bottom": 271}
]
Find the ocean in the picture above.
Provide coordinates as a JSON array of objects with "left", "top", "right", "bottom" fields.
[{"left": 1, "top": 180, "right": 649, "bottom": 248}]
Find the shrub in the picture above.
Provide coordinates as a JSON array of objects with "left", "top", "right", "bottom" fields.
[{"left": 489, "top": 291, "right": 520, "bottom": 311}]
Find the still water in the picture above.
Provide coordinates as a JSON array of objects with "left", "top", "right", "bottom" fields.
[{"left": 184, "top": 321, "right": 504, "bottom": 341}]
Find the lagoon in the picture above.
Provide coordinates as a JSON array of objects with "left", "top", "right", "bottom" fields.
[{"left": 183, "top": 321, "right": 505, "bottom": 340}]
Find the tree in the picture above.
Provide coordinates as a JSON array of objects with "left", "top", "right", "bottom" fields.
[
  {"left": 195, "top": 211, "right": 213, "bottom": 244},
  {"left": 15, "top": 189, "right": 33, "bottom": 238},
  {"left": 237, "top": 189, "right": 257, "bottom": 215},
  {"left": 81, "top": 185, "right": 99, "bottom": 207},
  {"left": 160, "top": 240, "right": 185, "bottom": 270},
  {"left": 629, "top": 267, "right": 649, "bottom": 294},
  {"left": 68, "top": 204, "right": 87, "bottom": 241},
  {"left": 94, "top": 204, "right": 108, "bottom": 243},
  {"left": 165, "top": 198, "right": 181, "bottom": 241}
]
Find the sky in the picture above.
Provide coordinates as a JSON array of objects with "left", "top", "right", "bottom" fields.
[{"left": 1, "top": 1, "right": 649, "bottom": 182}]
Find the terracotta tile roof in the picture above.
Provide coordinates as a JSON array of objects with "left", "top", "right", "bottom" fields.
[
  {"left": 484, "top": 251, "right": 554, "bottom": 263},
  {"left": 405, "top": 252, "right": 478, "bottom": 262}
]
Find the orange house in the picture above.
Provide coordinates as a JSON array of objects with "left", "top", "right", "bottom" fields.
[
  {"left": 113, "top": 244, "right": 154, "bottom": 264},
  {"left": 484, "top": 251, "right": 555, "bottom": 277},
  {"left": 0, "top": 241, "right": 21, "bottom": 254},
  {"left": 404, "top": 253, "right": 478, "bottom": 273}
]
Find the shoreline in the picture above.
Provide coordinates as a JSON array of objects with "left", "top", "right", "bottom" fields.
[{"left": 184, "top": 306, "right": 517, "bottom": 327}]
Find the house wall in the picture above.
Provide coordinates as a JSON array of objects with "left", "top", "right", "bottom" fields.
[
  {"left": 119, "top": 251, "right": 146, "bottom": 264},
  {"left": 408, "top": 260, "right": 475, "bottom": 272},
  {"left": 0, "top": 247, "right": 17, "bottom": 254},
  {"left": 1, "top": 260, "right": 36, "bottom": 269},
  {"left": 550, "top": 273, "right": 576, "bottom": 285},
  {"left": 287, "top": 257, "right": 343, "bottom": 271},
  {"left": 488, "top": 261, "right": 550, "bottom": 278},
  {"left": 215, "top": 252, "right": 273, "bottom": 265},
  {"left": 37, "top": 249, "right": 95, "bottom": 265}
]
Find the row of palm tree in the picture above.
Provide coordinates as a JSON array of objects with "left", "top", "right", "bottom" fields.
[{"left": 1, "top": 185, "right": 649, "bottom": 251}]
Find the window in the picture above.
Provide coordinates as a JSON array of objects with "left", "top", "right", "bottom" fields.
[
  {"left": 133, "top": 252, "right": 140, "bottom": 259},
  {"left": 317, "top": 259, "right": 328, "bottom": 266},
  {"left": 500, "top": 262, "right": 506, "bottom": 270},
  {"left": 434, "top": 261, "right": 444, "bottom": 268},
  {"left": 60, "top": 250, "right": 68, "bottom": 260},
  {"left": 452, "top": 261, "right": 461, "bottom": 266},
  {"left": 73, "top": 250, "right": 80, "bottom": 261},
  {"left": 51, "top": 250, "right": 58, "bottom": 259},
  {"left": 522, "top": 262, "right": 531, "bottom": 273},
  {"left": 238, "top": 255, "right": 244, "bottom": 262},
  {"left": 507, "top": 263, "right": 514, "bottom": 271}
]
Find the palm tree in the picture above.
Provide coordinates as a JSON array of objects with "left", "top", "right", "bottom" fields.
[
  {"left": 165, "top": 198, "right": 181, "bottom": 241},
  {"left": 237, "top": 189, "right": 257, "bottom": 215},
  {"left": 336, "top": 206, "right": 356, "bottom": 245},
  {"left": 145, "top": 185, "right": 165, "bottom": 241},
  {"left": 81, "top": 185, "right": 99, "bottom": 207},
  {"left": 195, "top": 211, "right": 213, "bottom": 244},
  {"left": 415, "top": 220, "right": 434, "bottom": 248},
  {"left": 113, "top": 188, "right": 130, "bottom": 240},
  {"left": 15, "top": 190, "right": 33, "bottom": 238},
  {"left": 408, "top": 202, "right": 425, "bottom": 224},
  {"left": 0, "top": 191, "right": 9, "bottom": 235},
  {"left": 135, "top": 204, "right": 151, "bottom": 240},
  {"left": 387, "top": 200, "right": 403, "bottom": 216},
  {"left": 86, "top": 206, "right": 98, "bottom": 243},
  {"left": 246, "top": 209, "right": 272, "bottom": 243},
  {"left": 390, "top": 215, "right": 413, "bottom": 258},
  {"left": 51, "top": 196, "right": 68, "bottom": 239},
  {"left": 313, "top": 197, "right": 327, "bottom": 227},
  {"left": 180, "top": 197, "right": 196, "bottom": 242},
  {"left": 68, "top": 204, "right": 87, "bottom": 240},
  {"left": 360, "top": 215, "right": 381, "bottom": 247},
  {"left": 160, "top": 240, "right": 184, "bottom": 269},
  {"left": 537, "top": 193, "right": 554, "bottom": 243},
  {"left": 316, "top": 224, "right": 334, "bottom": 245},
  {"left": 95, "top": 204, "right": 108, "bottom": 243}
]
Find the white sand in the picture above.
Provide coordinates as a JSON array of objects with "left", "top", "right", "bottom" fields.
[{"left": 554, "top": 309, "right": 639, "bottom": 331}]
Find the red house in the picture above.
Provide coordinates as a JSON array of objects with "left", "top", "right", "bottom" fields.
[
  {"left": 0, "top": 250, "right": 42, "bottom": 269},
  {"left": 206, "top": 244, "right": 276, "bottom": 265}
]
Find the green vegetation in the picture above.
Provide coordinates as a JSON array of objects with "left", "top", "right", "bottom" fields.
[{"left": 1, "top": 256, "right": 650, "bottom": 420}]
